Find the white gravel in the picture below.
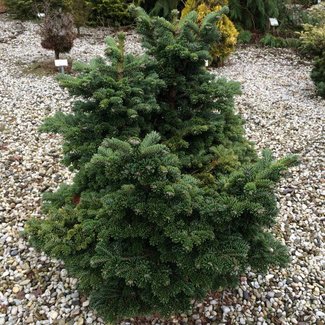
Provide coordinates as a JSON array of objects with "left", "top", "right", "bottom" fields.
[{"left": 0, "top": 14, "right": 324, "bottom": 325}]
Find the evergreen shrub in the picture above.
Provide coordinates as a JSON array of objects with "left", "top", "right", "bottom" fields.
[
  {"left": 4, "top": 0, "right": 35, "bottom": 19},
  {"left": 26, "top": 8, "right": 297, "bottom": 322},
  {"left": 299, "top": 24, "right": 325, "bottom": 57},
  {"left": 4, "top": 0, "right": 64, "bottom": 20},
  {"left": 142, "top": 0, "right": 181, "bottom": 18},
  {"left": 181, "top": 0, "right": 238, "bottom": 65},
  {"left": 64, "top": 0, "right": 90, "bottom": 35},
  {"left": 85, "top": 0, "right": 135, "bottom": 26},
  {"left": 306, "top": 2, "right": 325, "bottom": 25},
  {"left": 237, "top": 29, "right": 252, "bottom": 44},
  {"left": 228, "top": 0, "right": 286, "bottom": 31},
  {"left": 298, "top": 2, "right": 325, "bottom": 97},
  {"left": 311, "top": 55, "right": 325, "bottom": 98},
  {"left": 260, "top": 34, "right": 300, "bottom": 49}
]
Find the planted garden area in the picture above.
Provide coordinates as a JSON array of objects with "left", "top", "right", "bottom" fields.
[{"left": 0, "top": 0, "right": 324, "bottom": 324}]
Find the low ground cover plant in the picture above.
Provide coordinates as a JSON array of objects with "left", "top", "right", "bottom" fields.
[{"left": 26, "top": 6, "right": 297, "bottom": 323}]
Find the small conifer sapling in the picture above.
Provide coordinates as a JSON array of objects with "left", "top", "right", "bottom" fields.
[
  {"left": 64, "top": 0, "right": 90, "bottom": 35},
  {"left": 40, "top": 8, "right": 76, "bottom": 59}
]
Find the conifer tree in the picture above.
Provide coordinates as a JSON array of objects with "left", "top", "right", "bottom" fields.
[
  {"left": 228, "top": 0, "right": 285, "bottom": 31},
  {"left": 85, "top": 0, "right": 135, "bottom": 26},
  {"left": 311, "top": 54, "right": 325, "bottom": 98},
  {"left": 42, "top": 8, "right": 255, "bottom": 176},
  {"left": 40, "top": 9, "right": 76, "bottom": 59},
  {"left": 26, "top": 8, "right": 297, "bottom": 323},
  {"left": 27, "top": 132, "right": 296, "bottom": 321},
  {"left": 41, "top": 33, "right": 164, "bottom": 168},
  {"left": 64, "top": 0, "right": 90, "bottom": 35},
  {"left": 130, "top": 7, "right": 255, "bottom": 178}
]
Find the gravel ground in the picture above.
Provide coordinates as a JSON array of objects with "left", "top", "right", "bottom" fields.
[{"left": 0, "top": 15, "right": 324, "bottom": 325}]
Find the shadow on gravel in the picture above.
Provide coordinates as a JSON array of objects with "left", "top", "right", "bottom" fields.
[{"left": 21, "top": 59, "right": 73, "bottom": 77}]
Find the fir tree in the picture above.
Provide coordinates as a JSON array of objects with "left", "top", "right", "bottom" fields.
[
  {"left": 41, "top": 33, "right": 164, "bottom": 169},
  {"left": 42, "top": 8, "right": 255, "bottom": 177},
  {"left": 27, "top": 132, "right": 296, "bottom": 321},
  {"left": 26, "top": 8, "right": 298, "bottom": 323},
  {"left": 130, "top": 7, "right": 255, "bottom": 178}
]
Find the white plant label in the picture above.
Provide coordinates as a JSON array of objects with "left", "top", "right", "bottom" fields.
[
  {"left": 55, "top": 59, "right": 68, "bottom": 67},
  {"left": 37, "top": 13, "right": 45, "bottom": 18},
  {"left": 269, "top": 18, "right": 279, "bottom": 27},
  {"left": 205, "top": 60, "right": 209, "bottom": 67}
]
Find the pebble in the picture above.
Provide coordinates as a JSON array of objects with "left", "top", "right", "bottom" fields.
[
  {"left": 12, "top": 286, "right": 20, "bottom": 294},
  {"left": 49, "top": 310, "right": 58, "bottom": 319}
]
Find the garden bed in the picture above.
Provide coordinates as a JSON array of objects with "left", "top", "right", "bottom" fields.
[{"left": 0, "top": 14, "right": 324, "bottom": 325}]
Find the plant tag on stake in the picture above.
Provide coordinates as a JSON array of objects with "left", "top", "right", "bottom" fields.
[
  {"left": 37, "top": 13, "right": 45, "bottom": 18},
  {"left": 55, "top": 59, "right": 68, "bottom": 74},
  {"left": 205, "top": 60, "right": 209, "bottom": 67},
  {"left": 269, "top": 18, "right": 279, "bottom": 27}
]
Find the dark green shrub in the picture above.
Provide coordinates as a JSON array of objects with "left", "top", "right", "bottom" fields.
[
  {"left": 4, "top": 0, "right": 64, "bottom": 20},
  {"left": 26, "top": 8, "right": 297, "bottom": 322},
  {"left": 311, "top": 55, "right": 325, "bottom": 98},
  {"left": 64, "top": 0, "right": 90, "bottom": 35},
  {"left": 260, "top": 33, "right": 300, "bottom": 49},
  {"left": 141, "top": 0, "right": 181, "bottom": 18},
  {"left": 85, "top": 0, "right": 135, "bottom": 26},
  {"left": 4, "top": 0, "right": 34, "bottom": 19},
  {"left": 237, "top": 29, "right": 252, "bottom": 44},
  {"left": 260, "top": 34, "right": 286, "bottom": 47},
  {"left": 228, "top": 0, "right": 286, "bottom": 31}
]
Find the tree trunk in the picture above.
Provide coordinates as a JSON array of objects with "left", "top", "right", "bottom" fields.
[{"left": 55, "top": 50, "right": 60, "bottom": 60}]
